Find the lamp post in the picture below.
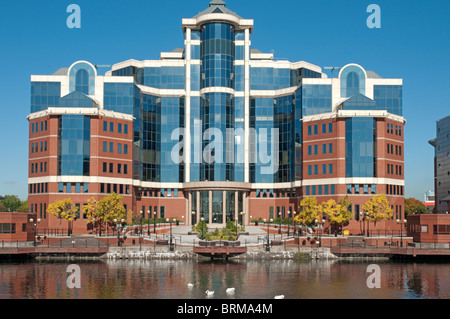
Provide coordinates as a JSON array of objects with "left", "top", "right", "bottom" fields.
[
  {"left": 29, "top": 218, "right": 41, "bottom": 247},
  {"left": 365, "top": 212, "right": 370, "bottom": 237},
  {"left": 153, "top": 210, "right": 157, "bottom": 234},
  {"left": 166, "top": 218, "right": 176, "bottom": 251},
  {"left": 396, "top": 219, "right": 407, "bottom": 247},
  {"left": 293, "top": 211, "right": 297, "bottom": 236},
  {"left": 147, "top": 210, "right": 151, "bottom": 236},
  {"left": 264, "top": 218, "right": 272, "bottom": 252},
  {"left": 200, "top": 217, "right": 205, "bottom": 240},
  {"left": 140, "top": 210, "right": 143, "bottom": 236},
  {"left": 191, "top": 211, "right": 196, "bottom": 226},
  {"left": 239, "top": 211, "right": 245, "bottom": 232},
  {"left": 114, "top": 218, "right": 125, "bottom": 247},
  {"left": 278, "top": 212, "right": 282, "bottom": 235},
  {"left": 316, "top": 218, "right": 326, "bottom": 247}
]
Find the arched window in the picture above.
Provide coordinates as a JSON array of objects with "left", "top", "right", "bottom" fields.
[
  {"left": 339, "top": 64, "right": 366, "bottom": 98},
  {"left": 346, "top": 71, "right": 360, "bottom": 97},
  {"left": 75, "top": 69, "right": 89, "bottom": 94},
  {"left": 69, "top": 61, "right": 96, "bottom": 95}
]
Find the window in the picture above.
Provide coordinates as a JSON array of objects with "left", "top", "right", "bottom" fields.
[
  {"left": 305, "top": 186, "right": 310, "bottom": 196},
  {"left": 314, "top": 125, "right": 318, "bottom": 135},
  {"left": 0, "top": 223, "right": 16, "bottom": 234},
  {"left": 124, "top": 144, "right": 128, "bottom": 155},
  {"left": 118, "top": 143, "right": 122, "bottom": 154},
  {"left": 371, "top": 184, "right": 376, "bottom": 194},
  {"left": 313, "top": 165, "right": 318, "bottom": 175},
  {"left": 103, "top": 162, "right": 107, "bottom": 173},
  {"left": 58, "top": 183, "right": 64, "bottom": 193},
  {"left": 363, "top": 184, "right": 369, "bottom": 194},
  {"left": 109, "top": 122, "right": 114, "bottom": 133},
  {"left": 66, "top": 183, "right": 72, "bottom": 193},
  {"left": 83, "top": 183, "right": 88, "bottom": 193},
  {"left": 322, "top": 164, "right": 326, "bottom": 174},
  {"left": 124, "top": 124, "right": 128, "bottom": 135},
  {"left": 75, "top": 183, "right": 81, "bottom": 193},
  {"left": 314, "top": 145, "right": 318, "bottom": 155},
  {"left": 75, "top": 69, "right": 89, "bottom": 94},
  {"left": 331, "top": 184, "right": 335, "bottom": 195},
  {"left": 347, "top": 184, "right": 352, "bottom": 194},
  {"left": 308, "top": 145, "right": 312, "bottom": 155},
  {"left": 109, "top": 142, "right": 114, "bottom": 153},
  {"left": 322, "top": 144, "right": 327, "bottom": 154},
  {"left": 328, "top": 164, "right": 333, "bottom": 174},
  {"left": 124, "top": 164, "right": 128, "bottom": 175},
  {"left": 103, "top": 142, "right": 107, "bottom": 152},
  {"left": 322, "top": 123, "right": 326, "bottom": 134},
  {"left": 308, "top": 165, "right": 312, "bottom": 175},
  {"left": 118, "top": 123, "right": 122, "bottom": 134},
  {"left": 118, "top": 164, "right": 122, "bottom": 174},
  {"left": 109, "top": 163, "right": 113, "bottom": 173},
  {"left": 103, "top": 121, "right": 108, "bottom": 132},
  {"left": 328, "top": 122, "right": 333, "bottom": 133},
  {"left": 308, "top": 126, "right": 312, "bottom": 136}
]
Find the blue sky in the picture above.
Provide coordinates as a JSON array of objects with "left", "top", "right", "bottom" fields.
[{"left": 0, "top": 0, "right": 449, "bottom": 201}]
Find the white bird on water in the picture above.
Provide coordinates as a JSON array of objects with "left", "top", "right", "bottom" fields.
[
  {"left": 205, "top": 290, "right": 214, "bottom": 296},
  {"left": 187, "top": 283, "right": 194, "bottom": 288},
  {"left": 274, "top": 295, "right": 285, "bottom": 299},
  {"left": 226, "top": 287, "right": 235, "bottom": 294}
]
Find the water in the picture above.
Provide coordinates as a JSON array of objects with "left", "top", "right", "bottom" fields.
[{"left": 0, "top": 259, "right": 449, "bottom": 299}]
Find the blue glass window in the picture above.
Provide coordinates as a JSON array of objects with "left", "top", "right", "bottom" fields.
[
  {"left": 103, "top": 142, "right": 107, "bottom": 152},
  {"left": 75, "top": 69, "right": 89, "bottom": 94},
  {"left": 301, "top": 85, "right": 332, "bottom": 116},
  {"left": 58, "top": 115, "right": 90, "bottom": 176},
  {"left": 31, "top": 82, "right": 61, "bottom": 113},
  {"left": 103, "top": 121, "right": 107, "bottom": 131},
  {"left": 340, "top": 65, "right": 365, "bottom": 98},
  {"left": 345, "top": 117, "right": 375, "bottom": 178},
  {"left": 109, "top": 142, "right": 114, "bottom": 153},
  {"left": 329, "top": 164, "right": 333, "bottom": 174},
  {"left": 103, "top": 83, "right": 134, "bottom": 115},
  {"left": 109, "top": 122, "right": 114, "bottom": 132}
]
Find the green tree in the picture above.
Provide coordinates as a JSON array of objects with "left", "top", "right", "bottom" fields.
[
  {"left": 404, "top": 197, "right": 427, "bottom": 215},
  {"left": 1, "top": 195, "right": 22, "bottom": 212}
]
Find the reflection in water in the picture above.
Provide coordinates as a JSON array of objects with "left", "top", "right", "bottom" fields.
[{"left": 0, "top": 259, "right": 448, "bottom": 299}]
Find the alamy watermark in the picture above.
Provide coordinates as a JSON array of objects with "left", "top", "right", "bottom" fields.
[
  {"left": 366, "top": 264, "right": 381, "bottom": 289},
  {"left": 367, "top": 4, "right": 381, "bottom": 29},
  {"left": 171, "top": 123, "right": 279, "bottom": 175},
  {"left": 67, "top": 4, "right": 81, "bottom": 29},
  {"left": 66, "top": 264, "right": 81, "bottom": 289}
]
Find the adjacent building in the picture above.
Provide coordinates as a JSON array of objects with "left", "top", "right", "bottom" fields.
[
  {"left": 429, "top": 115, "right": 450, "bottom": 213},
  {"left": 27, "top": 0, "right": 405, "bottom": 234}
]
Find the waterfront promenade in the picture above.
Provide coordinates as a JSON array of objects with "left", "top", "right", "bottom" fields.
[{"left": 1, "top": 225, "right": 449, "bottom": 260}]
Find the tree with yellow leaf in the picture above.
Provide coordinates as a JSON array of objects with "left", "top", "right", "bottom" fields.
[
  {"left": 47, "top": 198, "right": 79, "bottom": 235},
  {"left": 294, "top": 197, "right": 321, "bottom": 236},
  {"left": 83, "top": 193, "right": 127, "bottom": 236},
  {"left": 362, "top": 194, "right": 393, "bottom": 236},
  {"left": 319, "top": 197, "right": 353, "bottom": 237}
]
